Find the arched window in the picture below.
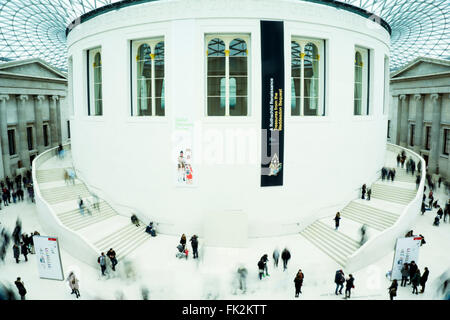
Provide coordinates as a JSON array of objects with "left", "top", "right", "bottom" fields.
[
  {"left": 207, "top": 36, "right": 249, "bottom": 116},
  {"left": 290, "top": 38, "right": 324, "bottom": 116},
  {"left": 137, "top": 44, "right": 152, "bottom": 116},
  {"left": 207, "top": 38, "right": 226, "bottom": 116},
  {"left": 132, "top": 39, "right": 165, "bottom": 116},
  {"left": 354, "top": 51, "right": 363, "bottom": 115},
  {"left": 87, "top": 48, "right": 102, "bottom": 116}
]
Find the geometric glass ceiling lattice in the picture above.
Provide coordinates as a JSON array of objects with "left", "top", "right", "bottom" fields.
[{"left": 0, "top": 0, "right": 449, "bottom": 72}]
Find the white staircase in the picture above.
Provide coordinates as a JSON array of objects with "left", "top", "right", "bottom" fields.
[
  {"left": 371, "top": 183, "right": 416, "bottom": 205},
  {"left": 391, "top": 167, "right": 417, "bottom": 183},
  {"left": 340, "top": 201, "right": 400, "bottom": 231},
  {"left": 35, "top": 160, "right": 151, "bottom": 261},
  {"left": 300, "top": 221, "right": 360, "bottom": 267}
]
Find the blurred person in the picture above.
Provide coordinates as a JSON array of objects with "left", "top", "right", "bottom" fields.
[
  {"left": 20, "top": 242, "right": 28, "bottom": 262},
  {"left": 334, "top": 212, "right": 341, "bottom": 231},
  {"left": 131, "top": 214, "right": 140, "bottom": 227},
  {"left": 260, "top": 254, "right": 269, "bottom": 276},
  {"left": 237, "top": 265, "right": 248, "bottom": 293},
  {"left": 141, "top": 286, "right": 149, "bottom": 300},
  {"left": 361, "top": 184, "right": 366, "bottom": 199},
  {"left": 367, "top": 188, "right": 371, "bottom": 201},
  {"left": 14, "top": 278, "right": 26, "bottom": 300},
  {"left": 107, "top": 248, "right": 118, "bottom": 271},
  {"left": 281, "top": 248, "right": 291, "bottom": 271},
  {"left": 257, "top": 259, "right": 265, "bottom": 280},
  {"left": 190, "top": 235, "right": 198, "bottom": 259},
  {"left": 401, "top": 263, "right": 409, "bottom": 287},
  {"left": 359, "top": 224, "right": 367, "bottom": 246},
  {"left": 272, "top": 248, "right": 280, "bottom": 268},
  {"left": 411, "top": 269, "right": 421, "bottom": 295},
  {"left": 13, "top": 243, "right": 20, "bottom": 263}
]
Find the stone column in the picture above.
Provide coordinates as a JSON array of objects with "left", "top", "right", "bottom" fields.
[
  {"left": 391, "top": 95, "right": 400, "bottom": 144},
  {"left": 56, "top": 97, "right": 62, "bottom": 144},
  {"left": 413, "top": 94, "right": 424, "bottom": 154},
  {"left": 0, "top": 95, "right": 11, "bottom": 178},
  {"left": 34, "top": 95, "right": 45, "bottom": 153},
  {"left": 17, "top": 94, "right": 30, "bottom": 169},
  {"left": 428, "top": 93, "right": 442, "bottom": 174},
  {"left": 399, "top": 94, "right": 409, "bottom": 147},
  {"left": 50, "top": 95, "right": 59, "bottom": 147}
]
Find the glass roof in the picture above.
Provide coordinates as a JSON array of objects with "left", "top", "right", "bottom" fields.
[{"left": 0, "top": 0, "right": 448, "bottom": 72}]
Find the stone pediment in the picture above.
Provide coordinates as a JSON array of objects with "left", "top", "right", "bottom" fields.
[
  {"left": 0, "top": 58, "right": 66, "bottom": 80},
  {"left": 391, "top": 57, "right": 450, "bottom": 79}
]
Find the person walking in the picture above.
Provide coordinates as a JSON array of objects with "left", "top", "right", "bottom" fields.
[
  {"left": 421, "top": 201, "right": 426, "bottom": 215},
  {"left": 257, "top": 259, "right": 265, "bottom": 280},
  {"left": 66, "top": 271, "right": 80, "bottom": 298},
  {"left": 190, "top": 235, "right": 199, "bottom": 259},
  {"left": 367, "top": 188, "right": 371, "bottom": 201},
  {"left": 388, "top": 279, "right": 398, "bottom": 300},
  {"left": 416, "top": 175, "right": 421, "bottom": 189},
  {"left": 20, "top": 242, "right": 28, "bottom": 262},
  {"left": 396, "top": 154, "right": 400, "bottom": 167},
  {"left": 411, "top": 269, "right": 421, "bottom": 295},
  {"left": 294, "top": 269, "right": 304, "bottom": 297},
  {"left": 334, "top": 212, "right": 341, "bottom": 231},
  {"left": 14, "top": 277, "right": 26, "bottom": 300},
  {"left": 281, "top": 248, "right": 291, "bottom": 271},
  {"left": 237, "top": 265, "right": 247, "bottom": 293},
  {"left": 272, "top": 248, "right": 280, "bottom": 268},
  {"left": 411, "top": 161, "right": 416, "bottom": 176},
  {"left": 13, "top": 243, "right": 20, "bottom": 263},
  {"left": 78, "top": 197, "right": 84, "bottom": 216},
  {"left": 98, "top": 252, "right": 107, "bottom": 276},
  {"left": 420, "top": 267, "right": 429, "bottom": 293},
  {"left": 361, "top": 184, "right": 366, "bottom": 199},
  {"left": 334, "top": 269, "right": 345, "bottom": 295},
  {"left": 401, "top": 263, "right": 409, "bottom": 287},
  {"left": 106, "top": 248, "right": 118, "bottom": 271},
  {"left": 345, "top": 274, "right": 355, "bottom": 299}
]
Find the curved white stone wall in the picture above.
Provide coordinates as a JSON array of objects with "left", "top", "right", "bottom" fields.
[{"left": 67, "top": 0, "right": 390, "bottom": 237}]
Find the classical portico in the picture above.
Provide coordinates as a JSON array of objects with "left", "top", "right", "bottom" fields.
[
  {"left": 388, "top": 57, "right": 450, "bottom": 179},
  {"left": 0, "top": 58, "right": 70, "bottom": 180}
]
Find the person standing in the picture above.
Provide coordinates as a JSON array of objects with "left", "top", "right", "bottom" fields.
[
  {"left": 294, "top": 270, "right": 304, "bottom": 297},
  {"left": 361, "top": 184, "right": 366, "bottom": 199},
  {"left": 400, "top": 263, "right": 409, "bottom": 287},
  {"left": 388, "top": 279, "right": 398, "bottom": 300},
  {"left": 272, "top": 248, "right": 280, "bottom": 268},
  {"left": 420, "top": 267, "right": 429, "bottom": 293},
  {"left": 14, "top": 277, "right": 27, "bottom": 300},
  {"left": 260, "top": 254, "right": 269, "bottom": 277},
  {"left": 335, "top": 269, "right": 345, "bottom": 295},
  {"left": 257, "top": 259, "right": 265, "bottom": 280},
  {"left": 411, "top": 269, "right": 421, "bottom": 295},
  {"left": 345, "top": 274, "right": 355, "bottom": 299},
  {"left": 237, "top": 265, "right": 248, "bottom": 293},
  {"left": 281, "top": 248, "right": 291, "bottom": 271},
  {"left": 408, "top": 261, "right": 418, "bottom": 284},
  {"left": 20, "top": 242, "right": 28, "bottom": 262},
  {"left": 367, "top": 188, "right": 371, "bottom": 201},
  {"left": 98, "top": 252, "right": 107, "bottom": 276},
  {"left": 13, "top": 243, "right": 20, "bottom": 263},
  {"left": 106, "top": 248, "right": 118, "bottom": 271},
  {"left": 66, "top": 272, "right": 80, "bottom": 298},
  {"left": 180, "top": 234, "right": 187, "bottom": 250},
  {"left": 78, "top": 197, "right": 84, "bottom": 216},
  {"left": 334, "top": 212, "right": 341, "bottom": 231},
  {"left": 421, "top": 201, "right": 426, "bottom": 215},
  {"left": 190, "top": 235, "right": 199, "bottom": 259}
]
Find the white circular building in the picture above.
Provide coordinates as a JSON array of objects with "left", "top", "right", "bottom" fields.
[{"left": 67, "top": 0, "right": 391, "bottom": 239}]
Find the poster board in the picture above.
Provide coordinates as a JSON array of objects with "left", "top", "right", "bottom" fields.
[
  {"left": 173, "top": 117, "right": 196, "bottom": 187},
  {"left": 391, "top": 236, "right": 422, "bottom": 280},
  {"left": 33, "top": 235, "right": 64, "bottom": 281}
]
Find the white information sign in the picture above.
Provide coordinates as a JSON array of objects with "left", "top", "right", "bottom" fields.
[
  {"left": 391, "top": 236, "right": 422, "bottom": 280},
  {"left": 33, "top": 235, "right": 64, "bottom": 281}
]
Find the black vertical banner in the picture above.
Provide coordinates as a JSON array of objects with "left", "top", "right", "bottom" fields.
[{"left": 261, "top": 20, "right": 285, "bottom": 187}]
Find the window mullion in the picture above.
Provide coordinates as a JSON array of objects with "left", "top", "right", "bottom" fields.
[
  {"left": 300, "top": 51, "right": 305, "bottom": 116},
  {"left": 225, "top": 46, "right": 230, "bottom": 116},
  {"left": 151, "top": 47, "right": 156, "bottom": 117}
]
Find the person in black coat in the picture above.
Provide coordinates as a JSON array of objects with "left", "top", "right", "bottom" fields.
[
  {"left": 260, "top": 254, "right": 269, "bottom": 276},
  {"left": 294, "top": 270, "right": 304, "bottom": 297},
  {"left": 334, "top": 212, "right": 341, "bottom": 230},
  {"left": 180, "top": 234, "right": 187, "bottom": 250},
  {"left": 388, "top": 279, "right": 398, "bottom": 300},
  {"left": 408, "top": 261, "right": 418, "bottom": 284},
  {"left": 361, "top": 184, "right": 366, "bottom": 199},
  {"left": 420, "top": 267, "right": 429, "bottom": 293},
  {"left": 335, "top": 269, "right": 345, "bottom": 295},
  {"left": 421, "top": 201, "right": 426, "bottom": 215},
  {"left": 281, "top": 248, "right": 291, "bottom": 271},
  {"left": 20, "top": 242, "right": 28, "bottom": 262},
  {"left": 14, "top": 277, "right": 27, "bottom": 300},
  {"left": 106, "top": 248, "right": 117, "bottom": 271},
  {"left": 13, "top": 243, "right": 20, "bottom": 263},
  {"left": 190, "top": 235, "right": 199, "bottom": 259},
  {"left": 257, "top": 259, "right": 265, "bottom": 280},
  {"left": 345, "top": 274, "right": 355, "bottom": 299}
]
